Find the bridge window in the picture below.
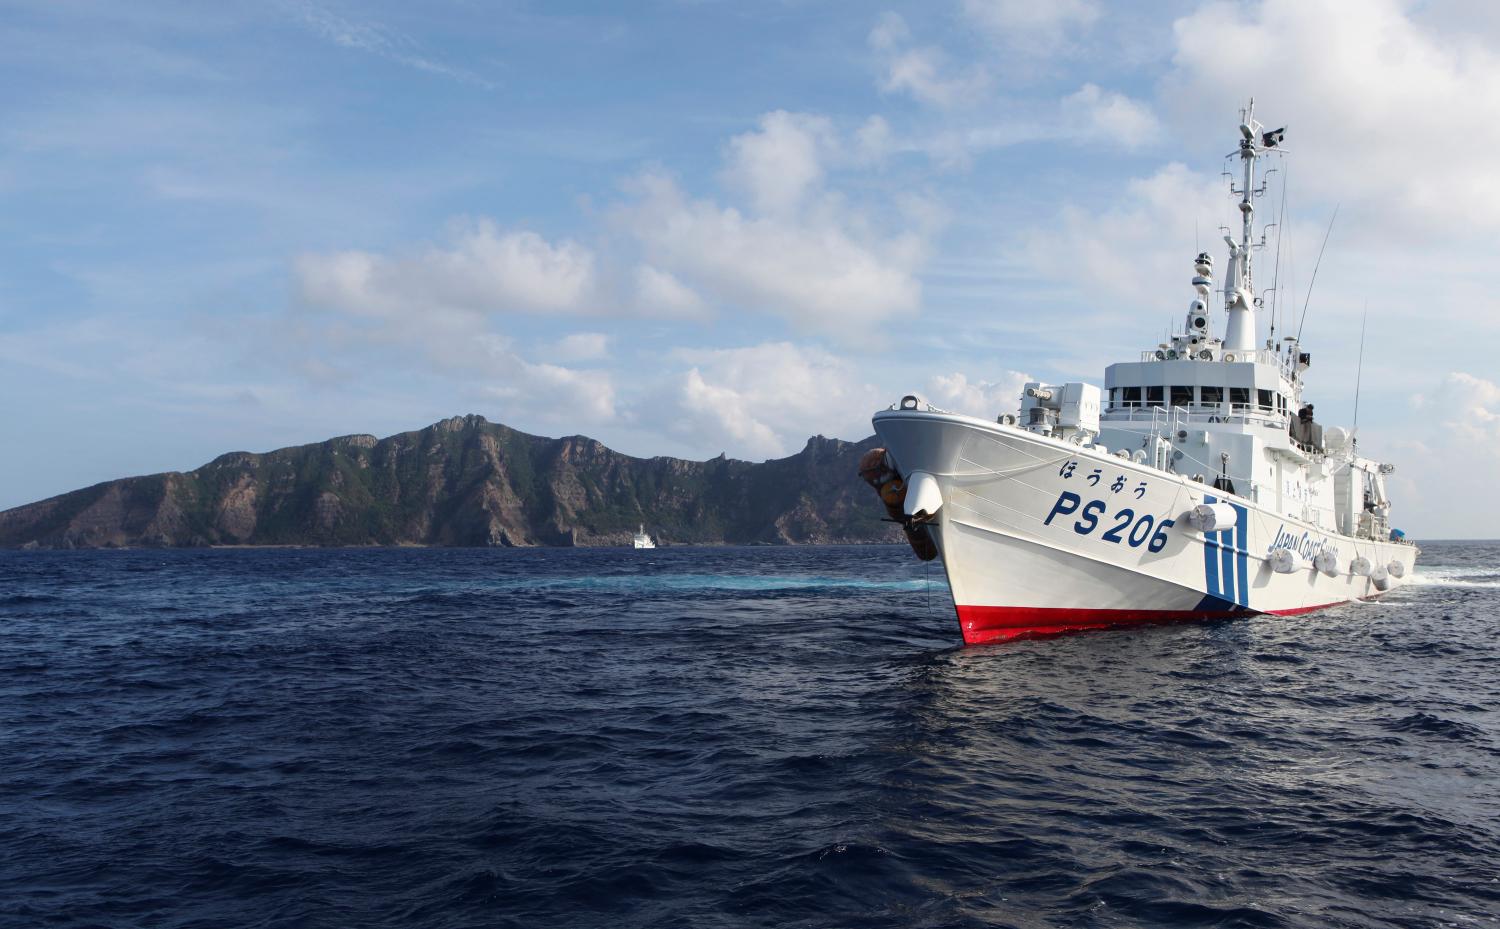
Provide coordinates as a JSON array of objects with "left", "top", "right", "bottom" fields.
[
  {"left": 1171, "top": 385, "right": 1194, "bottom": 406},
  {"left": 1257, "top": 389, "right": 1274, "bottom": 412},
  {"left": 1121, "top": 386, "right": 1141, "bottom": 407},
  {"left": 1146, "top": 386, "right": 1164, "bottom": 408},
  {"left": 1201, "top": 385, "right": 1224, "bottom": 405},
  {"left": 1230, "top": 387, "right": 1250, "bottom": 410}
]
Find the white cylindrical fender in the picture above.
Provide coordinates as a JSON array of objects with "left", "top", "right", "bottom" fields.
[
  {"left": 1387, "top": 560, "right": 1406, "bottom": 579},
  {"left": 902, "top": 470, "right": 943, "bottom": 522},
  {"left": 1370, "top": 564, "right": 1391, "bottom": 591},
  {"left": 1189, "top": 502, "right": 1237, "bottom": 533},
  {"left": 1313, "top": 550, "right": 1339, "bottom": 576},
  {"left": 1350, "top": 556, "right": 1372, "bottom": 577},
  {"left": 1269, "top": 548, "right": 1303, "bottom": 574}
]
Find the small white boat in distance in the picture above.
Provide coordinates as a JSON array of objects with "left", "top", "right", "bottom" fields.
[{"left": 633, "top": 525, "right": 656, "bottom": 549}]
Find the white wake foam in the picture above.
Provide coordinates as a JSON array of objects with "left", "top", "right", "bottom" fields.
[{"left": 1409, "top": 565, "right": 1500, "bottom": 590}]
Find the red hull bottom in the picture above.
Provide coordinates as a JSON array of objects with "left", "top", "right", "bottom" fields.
[{"left": 955, "top": 601, "right": 1353, "bottom": 645}]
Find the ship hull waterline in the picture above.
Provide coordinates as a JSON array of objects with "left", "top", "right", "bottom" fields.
[{"left": 873, "top": 409, "right": 1416, "bottom": 645}]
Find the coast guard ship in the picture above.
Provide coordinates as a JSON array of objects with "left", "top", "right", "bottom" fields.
[{"left": 861, "top": 104, "right": 1418, "bottom": 644}]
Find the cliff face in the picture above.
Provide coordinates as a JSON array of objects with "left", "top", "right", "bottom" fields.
[{"left": 0, "top": 416, "right": 900, "bottom": 548}]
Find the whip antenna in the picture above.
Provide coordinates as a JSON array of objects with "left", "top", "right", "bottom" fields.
[
  {"left": 1296, "top": 204, "right": 1339, "bottom": 342},
  {"left": 1353, "top": 304, "right": 1367, "bottom": 435},
  {"left": 1269, "top": 164, "right": 1288, "bottom": 339}
]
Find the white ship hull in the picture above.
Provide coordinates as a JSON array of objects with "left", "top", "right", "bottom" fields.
[{"left": 874, "top": 409, "right": 1416, "bottom": 645}]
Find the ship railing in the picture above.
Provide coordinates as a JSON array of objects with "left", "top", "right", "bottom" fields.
[
  {"left": 1103, "top": 405, "right": 1286, "bottom": 428},
  {"left": 1137, "top": 347, "right": 1298, "bottom": 377}
]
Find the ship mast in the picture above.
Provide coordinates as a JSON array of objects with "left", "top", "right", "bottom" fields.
[{"left": 1224, "top": 101, "right": 1261, "bottom": 351}]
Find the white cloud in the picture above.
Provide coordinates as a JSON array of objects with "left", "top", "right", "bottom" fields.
[
  {"left": 1020, "top": 161, "right": 1226, "bottom": 311},
  {"left": 545, "top": 332, "right": 611, "bottom": 363},
  {"left": 868, "top": 10, "right": 910, "bottom": 52},
  {"left": 853, "top": 115, "right": 894, "bottom": 164},
  {"left": 287, "top": 0, "right": 494, "bottom": 88},
  {"left": 1428, "top": 372, "right": 1500, "bottom": 444},
  {"left": 869, "top": 12, "right": 988, "bottom": 109},
  {"left": 1061, "top": 83, "right": 1160, "bottom": 148},
  {"left": 722, "top": 110, "right": 837, "bottom": 217},
  {"left": 1387, "top": 371, "right": 1500, "bottom": 537},
  {"left": 1163, "top": 0, "right": 1500, "bottom": 235},
  {"left": 619, "top": 171, "right": 926, "bottom": 341},
  {"left": 925, "top": 370, "right": 1032, "bottom": 418},
  {"left": 961, "top": 0, "right": 1100, "bottom": 51},
  {"left": 507, "top": 360, "right": 617, "bottom": 422},
  {"left": 633, "top": 264, "right": 706, "bottom": 317},
  {"left": 295, "top": 219, "right": 597, "bottom": 318},
  {"left": 655, "top": 342, "right": 878, "bottom": 459}
]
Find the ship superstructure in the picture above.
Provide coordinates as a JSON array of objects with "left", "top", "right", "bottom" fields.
[{"left": 864, "top": 104, "right": 1417, "bottom": 644}]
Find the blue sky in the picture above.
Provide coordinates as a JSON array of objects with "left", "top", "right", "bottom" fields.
[{"left": 3, "top": 0, "right": 1498, "bottom": 537}]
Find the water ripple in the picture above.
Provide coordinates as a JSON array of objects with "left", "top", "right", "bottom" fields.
[{"left": 0, "top": 542, "right": 1496, "bottom": 928}]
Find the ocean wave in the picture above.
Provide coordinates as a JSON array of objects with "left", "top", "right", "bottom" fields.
[
  {"left": 1409, "top": 566, "right": 1500, "bottom": 589},
  {"left": 1, "top": 541, "right": 1496, "bottom": 929},
  {"left": 483, "top": 573, "right": 947, "bottom": 593}
]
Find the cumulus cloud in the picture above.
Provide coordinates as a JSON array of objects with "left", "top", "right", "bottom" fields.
[
  {"left": 608, "top": 109, "right": 936, "bottom": 341},
  {"left": 1163, "top": 0, "right": 1500, "bottom": 235},
  {"left": 1061, "top": 83, "right": 1160, "bottom": 148},
  {"left": 296, "top": 219, "right": 597, "bottom": 318},
  {"left": 633, "top": 265, "right": 706, "bottom": 317},
  {"left": 544, "top": 332, "right": 611, "bottom": 363},
  {"left": 1020, "top": 161, "right": 1226, "bottom": 310},
  {"left": 618, "top": 166, "right": 927, "bottom": 341},
  {"left": 1386, "top": 371, "right": 1500, "bottom": 537},
  {"left": 869, "top": 12, "right": 989, "bottom": 109},
  {"left": 656, "top": 342, "right": 879, "bottom": 459},
  {"left": 961, "top": 0, "right": 1100, "bottom": 52},
  {"left": 492, "top": 360, "right": 617, "bottom": 422},
  {"left": 925, "top": 370, "right": 1032, "bottom": 418},
  {"left": 1424, "top": 372, "right": 1500, "bottom": 444},
  {"left": 290, "top": 220, "right": 618, "bottom": 428},
  {"left": 722, "top": 110, "right": 838, "bottom": 216}
]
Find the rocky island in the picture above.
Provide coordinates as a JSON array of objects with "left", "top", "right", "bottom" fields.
[{"left": 0, "top": 415, "right": 900, "bottom": 549}]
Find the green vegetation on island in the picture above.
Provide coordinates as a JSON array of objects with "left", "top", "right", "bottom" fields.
[{"left": 0, "top": 415, "right": 899, "bottom": 549}]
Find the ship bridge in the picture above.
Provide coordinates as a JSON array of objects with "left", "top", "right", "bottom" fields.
[{"left": 1098, "top": 344, "right": 1313, "bottom": 505}]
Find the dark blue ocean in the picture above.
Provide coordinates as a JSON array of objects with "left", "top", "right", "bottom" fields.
[{"left": 2, "top": 542, "right": 1497, "bottom": 929}]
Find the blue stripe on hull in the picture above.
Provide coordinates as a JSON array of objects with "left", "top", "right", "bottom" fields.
[
  {"left": 1233, "top": 503, "right": 1250, "bottom": 609},
  {"left": 1220, "top": 532, "right": 1236, "bottom": 604},
  {"left": 1203, "top": 494, "right": 1221, "bottom": 598},
  {"left": 1202, "top": 495, "right": 1253, "bottom": 609}
]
